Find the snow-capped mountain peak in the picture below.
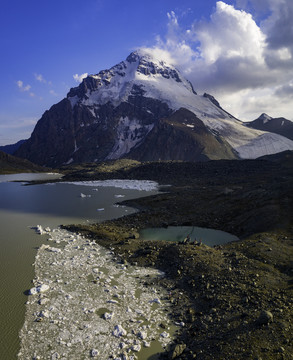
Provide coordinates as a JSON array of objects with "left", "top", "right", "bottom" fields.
[
  {"left": 127, "top": 50, "right": 196, "bottom": 92},
  {"left": 15, "top": 50, "right": 293, "bottom": 166},
  {"left": 67, "top": 49, "right": 198, "bottom": 110}
]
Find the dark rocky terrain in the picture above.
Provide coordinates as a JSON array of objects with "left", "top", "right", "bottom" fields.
[
  {"left": 62, "top": 151, "right": 293, "bottom": 359},
  {"left": 0, "top": 150, "right": 50, "bottom": 174}
]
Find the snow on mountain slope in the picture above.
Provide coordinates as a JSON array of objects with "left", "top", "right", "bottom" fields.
[
  {"left": 106, "top": 117, "right": 154, "bottom": 160},
  {"left": 202, "top": 114, "right": 293, "bottom": 159},
  {"left": 69, "top": 49, "right": 229, "bottom": 120},
  {"left": 67, "top": 49, "right": 293, "bottom": 159}
]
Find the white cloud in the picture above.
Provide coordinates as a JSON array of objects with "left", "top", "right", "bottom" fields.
[
  {"left": 34, "top": 73, "right": 47, "bottom": 83},
  {"left": 17, "top": 80, "right": 31, "bottom": 92},
  {"left": 144, "top": 1, "right": 293, "bottom": 120},
  {"left": 167, "top": 11, "right": 178, "bottom": 26},
  {"left": 49, "top": 89, "right": 58, "bottom": 96},
  {"left": 139, "top": 47, "right": 175, "bottom": 65},
  {"left": 73, "top": 73, "right": 88, "bottom": 83},
  {"left": 195, "top": 2, "right": 265, "bottom": 64}
]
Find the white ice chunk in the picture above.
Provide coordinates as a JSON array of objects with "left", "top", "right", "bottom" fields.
[
  {"left": 80, "top": 193, "right": 91, "bottom": 198},
  {"left": 103, "top": 312, "right": 114, "bottom": 320},
  {"left": 112, "top": 324, "right": 127, "bottom": 337},
  {"left": 29, "top": 284, "right": 50, "bottom": 295}
]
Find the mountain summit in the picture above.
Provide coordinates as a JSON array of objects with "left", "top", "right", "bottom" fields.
[
  {"left": 15, "top": 50, "right": 293, "bottom": 166},
  {"left": 246, "top": 113, "right": 293, "bottom": 141}
]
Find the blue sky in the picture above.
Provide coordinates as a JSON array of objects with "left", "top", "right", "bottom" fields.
[{"left": 0, "top": 0, "right": 292, "bottom": 145}]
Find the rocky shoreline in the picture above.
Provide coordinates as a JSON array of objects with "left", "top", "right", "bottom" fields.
[{"left": 60, "top": 154, "right": 293, "bottom": 359}]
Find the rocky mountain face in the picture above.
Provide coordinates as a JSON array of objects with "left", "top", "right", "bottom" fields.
[
  {"left": 0, "top": 139, "right": 26, "bottom": 155},
  {"left": 15, "top": 50, "right": 293, "bottom": 167},
  {"left": 246, "top": 113, "right": 293, "bottom": 140}
]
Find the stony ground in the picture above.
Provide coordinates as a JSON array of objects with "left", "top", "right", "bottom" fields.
[{"left": 61, "top": 154, "right": 293, "bottom": 359}]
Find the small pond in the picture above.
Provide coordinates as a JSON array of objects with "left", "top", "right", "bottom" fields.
[{"left": 139, "top": 226, "right": 239, "bottom": 247}]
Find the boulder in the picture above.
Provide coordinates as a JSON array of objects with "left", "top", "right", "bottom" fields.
[
  {"left": 170, "top": 343, "right": 187, "bottom": 359},
  {"left": 257, "top": 310, "right": 273, "bottom": 325}
]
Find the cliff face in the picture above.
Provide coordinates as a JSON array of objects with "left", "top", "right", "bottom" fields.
[
  {"left": 15, "top": 50, "right": 293, "bottom": 166},
  {"left": 16, "top": 96, "right": 175, "bottom": 167}
]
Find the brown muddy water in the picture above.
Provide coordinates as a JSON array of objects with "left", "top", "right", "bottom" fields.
[{"left": 0, "top": 174, "right": 159, "bottom": 359}]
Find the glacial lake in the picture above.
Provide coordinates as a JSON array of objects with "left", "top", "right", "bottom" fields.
[
  {"left": 140, "top": 226, "right": 239, "bottom": 246},
  {"left": 0, "top": 174, "right": 159, "bottom": 359}
]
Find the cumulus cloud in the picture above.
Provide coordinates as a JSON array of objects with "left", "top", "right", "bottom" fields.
[
  {"left": 143, "top": 1, "right": 293, "bottom": 120},
  {"left": 195, "top": 2, "right": 265, "bottom": 64},
  {"left": 73, "top": 73, "right": 88, "bottom": 83}
]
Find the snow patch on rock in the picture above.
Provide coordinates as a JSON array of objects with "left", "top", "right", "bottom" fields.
[{"left": 106, "top": 116, "right": 154, "bottom": 160}]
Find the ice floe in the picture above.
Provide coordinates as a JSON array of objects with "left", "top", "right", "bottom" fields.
[
  {"left": 80, "top": 193, "right": 92, "bottom": 198},
  {"left": 29, "top": 284, "right": 50, "bottom": 295},
  {"left": 61, "top": 179, "right": 159, "bottom": 191},
  {"left": 19, "top": 228, "right": 176, "bottom": 359},
  {"left": 31, "top": 225, "right": 51, "bottom": 235}
]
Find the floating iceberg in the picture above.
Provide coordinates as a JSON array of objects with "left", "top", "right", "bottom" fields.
[{"left": 80, "top": 193, "right": 91, "bottom": 198}]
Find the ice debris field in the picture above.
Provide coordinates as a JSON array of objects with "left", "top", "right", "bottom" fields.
[{"left": 18, "top": 227, "right": 178, "bottom": 360}]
